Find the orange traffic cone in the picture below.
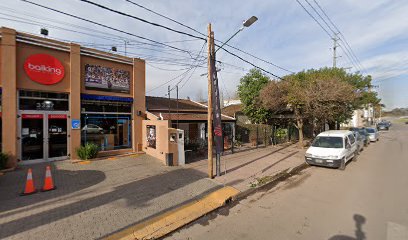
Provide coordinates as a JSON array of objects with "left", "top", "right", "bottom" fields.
[
  {"left": 20, "top": 168, "right": 37, "bottom": 196},
  {"left": 41, "top": 165, "right": 56, "bottom": 192}
]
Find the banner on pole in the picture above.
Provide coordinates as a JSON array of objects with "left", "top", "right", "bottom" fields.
[{"left": 210, "top": 54, "right": 224, "bottom": 154}]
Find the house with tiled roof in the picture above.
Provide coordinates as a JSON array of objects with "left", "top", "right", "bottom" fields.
[{"left": 146, "top": 96, "right": 236, "bottom": 145}]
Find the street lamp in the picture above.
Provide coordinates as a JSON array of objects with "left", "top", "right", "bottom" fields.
[{"left": 215, "top": 16, "right": 258, "bottom": 53}]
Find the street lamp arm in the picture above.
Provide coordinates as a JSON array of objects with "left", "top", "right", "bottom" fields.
[{"left": 214, "top": 27, "right": 243, "bottom": 54}]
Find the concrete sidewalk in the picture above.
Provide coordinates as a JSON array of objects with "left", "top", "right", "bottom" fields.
[
  {"left": 187, "top": 143, "right": 306, "bottom": 192},
  {"left": 0, "top": 155, "right": 221, "bottom": 240},
  {"left": 0, "top": 143, "right": 305, "bottom": 240}
]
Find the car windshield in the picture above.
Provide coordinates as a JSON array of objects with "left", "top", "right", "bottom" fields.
[
  {"left": 312, "top": 136, "right": 343, "bottom": 148},
  {"left": 366, "top": 128, "right": 375, "bottom": 133}
]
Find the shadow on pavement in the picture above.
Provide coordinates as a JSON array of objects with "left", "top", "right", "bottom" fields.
[
  {"left": 0, "top": 162, "right": 106, "bottom": 213},
  {"left": 328, "top": 214, "right": 366, "bottom": 240},
  {"left": 223, "top": 144, "right": 293, "bottom": 175},
  {"left": 0, "top": 167, "right": 215, "bottom": 239}
]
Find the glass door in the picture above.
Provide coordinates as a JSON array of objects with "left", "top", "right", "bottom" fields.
[
  {"left": 19, "top": 112, "right": 68, "bottom": 163},
  {"left": 21, "top": 114, "right": 44, "bottom": 161},
  {"left": 47, "top": 113, "right": 68, "bottom": 159}
]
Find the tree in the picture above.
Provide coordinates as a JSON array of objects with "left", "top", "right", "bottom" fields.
[
  {"left": 260, "top": 77, "right": 308, "bottom": 148},
  {"left": 237, "top": 68, "right": 271, "bottom": 124},
  {"left": 260, "top": 68, "right": 358, "bottom": 148}
]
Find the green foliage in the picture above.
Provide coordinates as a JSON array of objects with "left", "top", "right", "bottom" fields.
[
  {"left": 275, "top": 128, "right": 288, "bottom": 139},
  {"left": 76, "top": 143, "right": 99, "bottom": 160},
  {"left": 0, "top": 153, "right": 9, "bottom": 170},
  {"left": 237, "top": 68, "right": 271, "bottom": 124}
]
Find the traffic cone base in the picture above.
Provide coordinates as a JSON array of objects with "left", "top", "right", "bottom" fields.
[
  {"left": 41, "top": 186, "right": 56, "bottom": 192},
  {"left": 20, "top": 189, "right": 38, "bottom": 196},
  {"left": 21, "top": 168, "right": 37, "bottom": 196},
  {"left": 41, "top": 165, "right": 56, "bottom": 192}
]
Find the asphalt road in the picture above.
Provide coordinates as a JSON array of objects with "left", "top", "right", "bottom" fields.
[{"left": 166, "top": 121, "right": 408, "bottom": 240}]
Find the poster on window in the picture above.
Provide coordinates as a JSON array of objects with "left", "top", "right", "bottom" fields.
[
  {"left": 146, "top": 125, "right": 156, "bottom": 149},
  {"left": 85, "top": 64, "right": 130, "bottom": 93}
]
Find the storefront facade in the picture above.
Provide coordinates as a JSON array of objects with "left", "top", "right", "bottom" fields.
[{"left": 0, "top": 27, "right": 146, "bottom": 167}]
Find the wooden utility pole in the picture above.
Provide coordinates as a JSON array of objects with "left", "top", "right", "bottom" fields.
[{"left": 207, "top": 23, "right": 214, "bottom": 178}]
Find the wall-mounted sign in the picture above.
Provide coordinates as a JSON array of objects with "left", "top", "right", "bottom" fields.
[
  {"left": 71, "top": 119, "right": 81, "bottom": 129},
  {"left": 84, "top": 64, "right": 130, "bottom": 93},
  {"left": 23, "top": 54, "right": 65, "bottom": 85},
  {"left": 48, "top": 114, "right": 67, "bottom": 119},
  {"left": 22, "top": 114, "right": 43, "bottom": 119}
]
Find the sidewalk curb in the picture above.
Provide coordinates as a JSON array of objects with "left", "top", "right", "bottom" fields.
[
  {"left": 103, "top": 186, "right": 240, "bottom": 240},
  {"left": 232, "top": 162, "right": 310, "bottom": 201}
]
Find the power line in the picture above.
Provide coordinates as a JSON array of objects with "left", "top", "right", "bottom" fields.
[
  {"left": 312, "top": 0, "right": 366, "bottom": 72},
  {"left": 304, "top": 0, "right": 337, "bottom": 36},
  {"left": 82, "top": 0, "right": 288, "bottom": 77},
  {"left": 20, "top": 0, "right": 195, "bottom": 56},
  {"left": 295, "top": 0, "right": 362, "bottom": 72},
  {"left": 295, "top": 0, "right": 333, "bottom": 38},
  {"left": 172, "top": 41, "right": 207, "bottom": 89},
  {"left": 216, "top": 44, "right": 283, "bottom": 79},
  {"left": 124, "top": 0, "right": 294, "bottom": 73},
  {"left": 78, "top": 0, "right": 207, "bottom": 41}
]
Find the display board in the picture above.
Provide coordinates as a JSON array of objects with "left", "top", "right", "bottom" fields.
[{"left": 84, "top": 64, "right": 130, "bottom": 93}]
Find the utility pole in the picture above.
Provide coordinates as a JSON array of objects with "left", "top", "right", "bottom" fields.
[
  {"left": 176, "top": 84, "right": 179, "bottom": 129},
  {"left": 332, "top": 33, "right": 339, "bottom": 68},
  {"left": 207, "top": 24, "right": 214, "bottom": 179},
  {"left": 168, "top": 85, "right": 171, "bottom": 123}
]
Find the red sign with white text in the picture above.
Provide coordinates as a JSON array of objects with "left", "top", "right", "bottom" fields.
[
  {"left": 22, "top": 114, "right": 43, "bottom": 119},
  {"left": 48, "top": 114, "right": 67, "bottom": 119},
  {"left": 23, "top": 54, "right": 65, "bottom": 85}
]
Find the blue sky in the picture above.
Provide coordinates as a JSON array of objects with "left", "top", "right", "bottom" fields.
[{"left": 1, "top": 0, "right": 407, "bottom": 110}]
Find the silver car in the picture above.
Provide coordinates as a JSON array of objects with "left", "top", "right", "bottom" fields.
[{"left": 366, "top": 127, "right": 379, "bottom": 142}]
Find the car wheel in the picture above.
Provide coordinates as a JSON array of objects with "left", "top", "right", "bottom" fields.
[
  {"left": 377, "top": 138, "right": 379, "bottom": 142},
  {"left": 339, "top": 157, "right": 346, "bottom": 170}
]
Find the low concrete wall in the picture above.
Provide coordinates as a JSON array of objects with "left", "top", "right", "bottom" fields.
[{"left": 142, "top": 119, "right": 179, "bottom": 166}]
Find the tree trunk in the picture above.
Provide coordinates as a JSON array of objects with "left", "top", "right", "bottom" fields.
[
  {"left": 297, "top": 118, "right": 304, "bottom": 148},
  {"left": 328, "top": 121, "right": 336, "bottom": 130}
]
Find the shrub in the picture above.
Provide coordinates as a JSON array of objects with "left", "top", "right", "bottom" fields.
[
  {"left": 0, "top": 153, "right": 9, "bottom": 170},
  {"left": 76, "top": 143, "right": 99, "bottom": 160}
]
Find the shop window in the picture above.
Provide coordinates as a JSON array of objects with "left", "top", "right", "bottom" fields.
[
  {"left": 80, "top": 95, "right": 133, "bottom": 151},
  {"left": 19, "top": 90, "right": 69, "bottom": 111},
  {"left": 81, "top": 114, "right": 132, "bottom": 151}
]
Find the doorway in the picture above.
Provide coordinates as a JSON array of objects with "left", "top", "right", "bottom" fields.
[{"left": 19, "top": 111, "right": 68, "bottom": 163}]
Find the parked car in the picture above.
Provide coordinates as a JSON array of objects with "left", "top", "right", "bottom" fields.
[
  {"left": 82, "top": 124, "right": 104, "bottom": 134},
  {"left": 377, "top": 122, "right": 389, "bottom": 131},
  {"left": 353, "top": 132, "right": 366, "bottom": 153},
  {"left": 366, "top": 127, "right": 379, "bottom": 142},
  {"left": 349, "top": 127, "right": 370, "bottom": 146},
  {"left": 305, "top": 130, "right": 358, "bottom": 170}
]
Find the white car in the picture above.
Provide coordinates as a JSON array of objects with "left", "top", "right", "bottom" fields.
[
  {"left": 305, "top": 130, "right": 358, "bottom": 170},
  {"left": 366, "top": 127, "right": 379, "bottom": 142},
  {"left": 82, "top": 124, "right": 104, "bottom": 134}
]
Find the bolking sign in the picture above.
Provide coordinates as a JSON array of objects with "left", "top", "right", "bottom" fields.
[{"left": 23, "top": 54, "right": 65, "bottom": 85}]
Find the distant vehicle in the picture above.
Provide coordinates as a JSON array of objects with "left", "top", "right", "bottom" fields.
[
  {"left": 305, "top": 130, "right": 358, "bottom": 170},
  {"left": 377, "top": 122, "right": 389, "bottom": 131},
  {"left": 349, "top": 127, "right": 370, "bottom": 146},
  {"left": 82, "top": 124, "right": 104, "bottom": 134},
  {"left": 366, "top": 127, "right": 379, "bottom": 142}
]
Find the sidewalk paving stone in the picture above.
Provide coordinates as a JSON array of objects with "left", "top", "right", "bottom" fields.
[
  {"left": 0, "top": 155, "right": 221, "bottom": 240},
  {"left": 0, "top": 143, "right": 306, "bottom": 240}
]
